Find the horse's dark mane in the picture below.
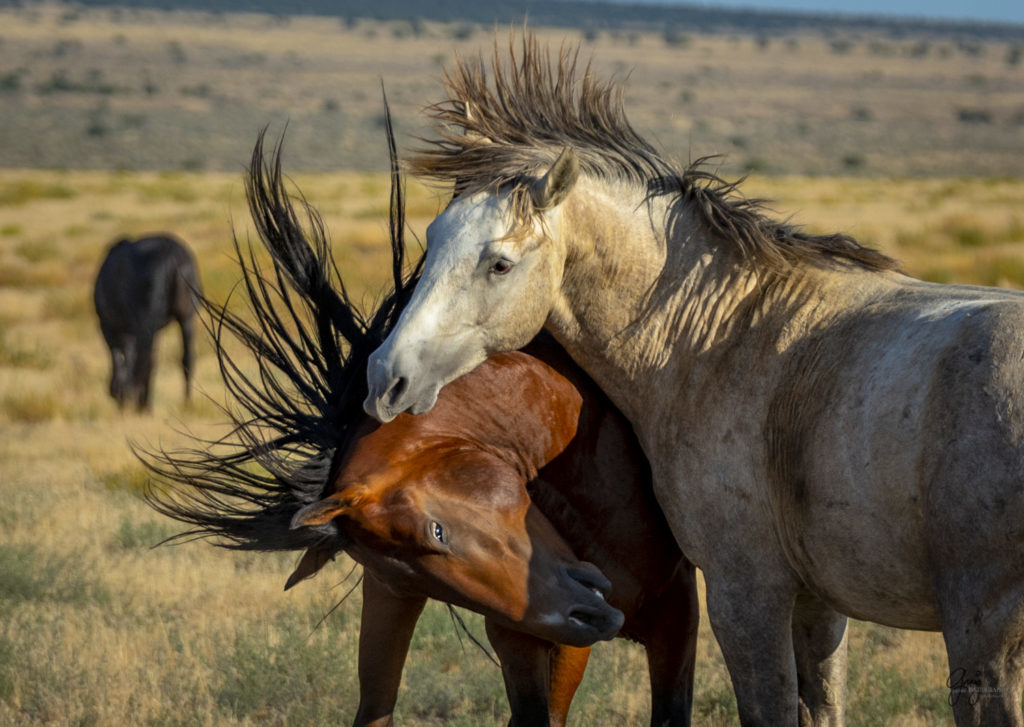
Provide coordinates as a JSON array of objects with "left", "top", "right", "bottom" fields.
[
  {"left": 410, "top": 34, "right": 897, "bottom": 274},
  {"left": 143, "top": 104, "right": 421, "bottom": 552}
]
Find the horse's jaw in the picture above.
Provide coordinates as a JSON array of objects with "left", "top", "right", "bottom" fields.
[
  {"left": 364, "top": 335, "right": 487, "bottom": 422},
  {"left": 362, "top": 379, "right": 440, "bottom": 423},
  {"left": 363, "top": 350, "right": 439, "bottom": 422}
]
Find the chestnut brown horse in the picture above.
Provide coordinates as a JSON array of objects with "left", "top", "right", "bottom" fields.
[
  {"left": 144, "top": 126, "right": 696, "bottom": 725},
  {"left": 337, "top": 333, "right": 697, "bottom": 727}
]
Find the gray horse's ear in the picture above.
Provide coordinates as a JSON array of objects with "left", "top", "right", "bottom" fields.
[
  {"left": 531, "top": 147, "right": 579, "bottom": 211},
  {"left": 461, "top": 102, "right": 492, "bottom": 145}
]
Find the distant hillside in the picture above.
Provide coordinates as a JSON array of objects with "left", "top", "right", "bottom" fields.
[
  {"left": 31, "top": 0, "right": 1024, "bottom": 41},
  {"left": 1, "top": 3, "right": 1022, "bottom": 175}
]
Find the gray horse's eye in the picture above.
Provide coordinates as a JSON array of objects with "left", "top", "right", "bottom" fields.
[
  {"left": 430, "top": 520, "right": 447, "bottom": 544},
  {"left": 490, "top": 259, "right": 514, "bottom": 276}
]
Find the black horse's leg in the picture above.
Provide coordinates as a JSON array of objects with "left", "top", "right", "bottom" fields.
[
  {"left": 485, "top": 620, "right": 559, "bottom": 727},
  {"left": 133, "top": 332, "right": 155, "bottom": 411},
  {"left": 180, "top": 314, "right": 195, "bottom": 402},
  {"left": 353, "top": 571, "right": 427, "bottom": 727},
  {"left": 638, "top": 563, "right": 699, "bottom": 727}
]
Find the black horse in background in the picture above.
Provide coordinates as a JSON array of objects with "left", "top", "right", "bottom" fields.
[{"left": 93, "top": 234, "right": 200, "bottom": 411}]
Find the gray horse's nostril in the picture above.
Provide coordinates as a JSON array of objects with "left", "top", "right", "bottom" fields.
[{"left": 384, "top": 376, "right": 408, "bottom": 407}]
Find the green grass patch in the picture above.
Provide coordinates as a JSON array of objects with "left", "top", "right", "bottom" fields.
[
  {"left": 61, "top": 223, "right": 93, "bottom": 238},
  {"left": 0, "top": 544, "right": 110, "bottom": 607},
  {"left": 42, "top": 287, "right": 93, "bottom": 322},
  {"left": 112, "top": 517, "right": 178, "bottom": 550},
  {"left": 848, "top": 662, "right": 933, "bottom": 725},
  {"left": 0, "top": 179, "right": 76, "bottom": 206},
  {"left": 847, "top": 623, "right": 948, "bottom": 726},
  {"left": 1, "top": 389, "right": 60, "bottom": 422},
  {"left": 0, "top": 329, "right": 55, "bottom": 369},
  {"left": 919, "top": 267, "right": 954, "bottom": 284},
  {"left": 0, "top": 635, "right": 15, "bottom": 702},
  {"left": 136, "top": 176, "right": 201, "bottom": 203},
  {"left": 15, "top": 238, "right": 60, "bottom": 263},
  {"left": 0, "top": 259, "right": 69, "bottom": 287},
  {"left": 98, "top": 463, "right": 151, "bottom": 495},
  {"left": 215, "top": 598, "right": 361, "bottom": 724},
  {"left": 951, "top": 224, "right": 988, "bottom": 248},
  {"left": 692, "top": 681, "right": 740, "bottom": 724},
  {"left": 386, "top": 603, "right": 508, "bottom": 726},
  {"left": 976, "top": 257, "right": 1024, "bottom": 288}
]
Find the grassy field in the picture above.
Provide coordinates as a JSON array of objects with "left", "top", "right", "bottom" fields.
[{"left": 1, "top": 164, "right": 1022, "bottom": 726}]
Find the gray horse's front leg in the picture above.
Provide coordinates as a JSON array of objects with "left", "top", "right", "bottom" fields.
[
  {"left": 792, "top": 591, "right": 848, "bottom": 727},
  {"left": 705, "top": 570, "right": 800, "bottom": 726}
]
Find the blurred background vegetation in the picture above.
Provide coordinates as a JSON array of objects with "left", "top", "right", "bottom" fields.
[{"left": 0, "top": 1, "right": 1022, "bottom": 176}]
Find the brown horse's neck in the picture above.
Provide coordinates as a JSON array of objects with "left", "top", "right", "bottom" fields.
[{"left": 335, "top": 353, "right": 582, "bottom": 493}]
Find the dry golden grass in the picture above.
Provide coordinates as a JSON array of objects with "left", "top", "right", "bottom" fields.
[{"left": 2, "top": 167, "right": 1021, "bottom": 725}]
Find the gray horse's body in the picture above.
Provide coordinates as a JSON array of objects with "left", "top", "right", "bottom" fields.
[
  {"left": 364, "top": 40, "right": 1024, "bottom": 726},
  {"left": 627, "top": 266, "right": 1024, "bottom": 636}
]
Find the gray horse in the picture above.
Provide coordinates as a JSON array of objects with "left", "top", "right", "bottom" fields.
[
  {"left": 364, "top": 39, "right": 1024, "bottom": 726},
  {"left": 94, "top": 234, "right": 199, "bottom": 411}
]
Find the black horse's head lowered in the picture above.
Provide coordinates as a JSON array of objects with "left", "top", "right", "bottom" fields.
[{"left": 93, "top": 233, "right": 200, "bottom": 411}]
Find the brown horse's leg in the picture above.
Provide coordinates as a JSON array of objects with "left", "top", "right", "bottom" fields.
[
  {"left": 485, "top": 620, "right": 558, "bottom": 727},
  {"left": 636, "top": 564, "right": 699, "bottom": 727},
  {"left": 547, "top": 644, "right": 591, "bottom": 727},
  {"left": 791, "top": 590, "right": 848, "bottom": 727},
  {"left": 353, "top": 571, "right": 426, "bottom": 727}
]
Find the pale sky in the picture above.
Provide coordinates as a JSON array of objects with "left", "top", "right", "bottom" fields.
[{"left": 633, "top": 0, "right": 1024, "bottom": 25}]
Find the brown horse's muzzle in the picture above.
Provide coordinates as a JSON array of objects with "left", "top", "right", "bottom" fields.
[{"left": 552, "top": 561, "right": 624, "bottom": 647}]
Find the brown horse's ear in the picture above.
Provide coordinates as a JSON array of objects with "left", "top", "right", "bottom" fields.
[
  {"left": 285, "top": 489, "right": 368, "bottom": 590},
  {"left": 290, "top": 498, "right": 344, "bottom": 528},
  {"left": 531, "top": 147, "right": 579, "bottom": 211},
  {"left": 290, "top": 489, "right": 364, "bottom": 529},
  {"left": 284, "top": 546, "right": 335, "bottom": 591}
]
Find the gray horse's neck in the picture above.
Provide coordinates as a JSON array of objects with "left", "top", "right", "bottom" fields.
[{"left": 547, "top": 176, "right": 892, "bottom": 450}]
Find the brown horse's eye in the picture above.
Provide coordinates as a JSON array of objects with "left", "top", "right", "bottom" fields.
[
  {"left": 430, "top": 520, "right": 447, "bottom": 544},
  {"left": 490, "top": 259, "right": 514, "bottom": 276}
]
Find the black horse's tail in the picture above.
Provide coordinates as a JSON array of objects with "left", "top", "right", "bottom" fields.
[{"left": 142, "top": 100, "right": 419, "bottom": 552}]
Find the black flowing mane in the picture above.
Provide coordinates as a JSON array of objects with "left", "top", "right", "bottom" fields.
[{"left": 143, "top": 107, "right": 422, "bottom": 552}]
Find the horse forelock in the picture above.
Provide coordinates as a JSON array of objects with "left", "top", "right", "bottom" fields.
[{"left": 412, "top": 33, "right": 898, "bottom": 275}]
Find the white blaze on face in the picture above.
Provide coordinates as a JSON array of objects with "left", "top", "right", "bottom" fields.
[
  {"left": 364, "top": 149, "right": 582, "bottom": 423},
  {"left": 364, "top": 192, "right": 517, "bottom": 421}
]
